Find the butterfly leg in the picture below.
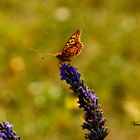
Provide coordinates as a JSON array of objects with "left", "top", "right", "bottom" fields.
[{"left": 67, "top": 60, "right": 71, "bottom": 65}]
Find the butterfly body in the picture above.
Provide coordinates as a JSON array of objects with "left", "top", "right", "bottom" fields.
[{"left": 55, "top": 29, "right": 83, "bottom": 63}]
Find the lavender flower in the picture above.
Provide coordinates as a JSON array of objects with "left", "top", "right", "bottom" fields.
[
  {"left": 60, "top": 64, "right": 109, "bottom": 140},
  {"left": 0, "top": 121, "right": 20, "bottom": 140}
]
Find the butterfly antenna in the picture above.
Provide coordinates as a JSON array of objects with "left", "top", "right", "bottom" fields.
[
  {"left": 41, "top": 52, "right": 58, "bottom": 60},
  {"left": 48, "top": 52, "right": 57, "bottom": 56}
]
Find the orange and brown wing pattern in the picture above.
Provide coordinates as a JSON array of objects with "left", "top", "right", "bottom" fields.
[{"left": 56, "top": 29, "right": 84, "bottom": 62}]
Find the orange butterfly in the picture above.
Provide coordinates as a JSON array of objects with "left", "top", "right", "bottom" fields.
[
  {"left": 27, "top": 29, "right": 84, "bottom": 63},
  {"left": 52, "top": 29, "right": 84, "bottom": 63}
]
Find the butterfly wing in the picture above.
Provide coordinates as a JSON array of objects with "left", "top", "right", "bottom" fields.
[
  {"left": 61, "top": 29, "right": 83, "bottom": 58},
  {"left": 62, "top": 42, "right": 83, "bottom": 57},
  {"left": 63, "top": 29, "right": 82, "bottom": 51}
]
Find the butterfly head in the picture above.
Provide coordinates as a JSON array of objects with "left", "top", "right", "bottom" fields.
[{"left": 56, "top": 53, "right": 71, "bottom": 63}]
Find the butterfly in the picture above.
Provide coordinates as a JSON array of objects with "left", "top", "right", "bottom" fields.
[
  {"left": 52, "top": 29, "right": 84, "bottom": 63},
  {"left": 27, "top": 29, "right": 84, "bottom": 63}
]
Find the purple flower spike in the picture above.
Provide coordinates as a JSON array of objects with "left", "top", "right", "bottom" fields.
[
  {"left": 60, "top": 64, "right": 109, "bottom": 140},
  {"left": 0, "top": 121, "right": 20, "bottom": 140}
]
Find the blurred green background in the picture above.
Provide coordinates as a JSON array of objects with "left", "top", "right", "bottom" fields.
[{"left": 0, "top": 0, "right": 140, "bottom": 140}]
